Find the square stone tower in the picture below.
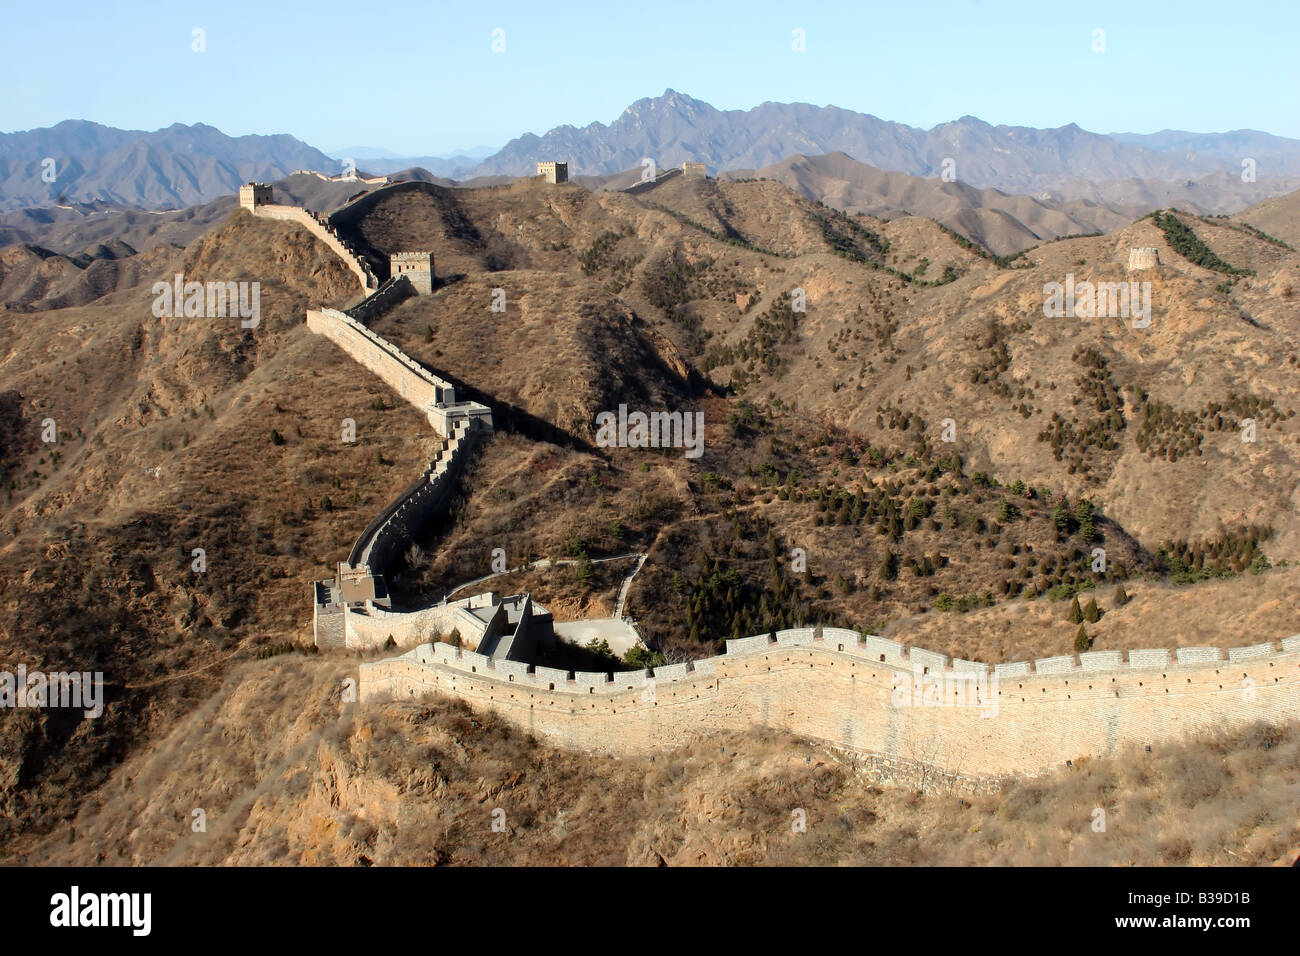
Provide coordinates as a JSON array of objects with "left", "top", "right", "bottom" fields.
[
  {"left": 238, "top": 183, "right": 272, "bottom": 210},
  {"left": 390, "top": 252, "right": 434, "bottom": 294},
  {"left": 1128, "top": 247, "right": 1160, "bottom": 271},
  {"left": 682, "top": 162, "right": 707, "bottom": 177},
  {"left": 537, "top": 161, "right": 568, "bottom": 184}
]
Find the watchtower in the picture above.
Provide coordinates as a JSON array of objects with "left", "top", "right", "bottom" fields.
[
  {"left": 682, "top": 162, "right": 707, "bottom": 177},
  {"left": 1128, "top": 247, "right": 1160, "bottom": 271},
  {"left": 390, "top": 252, "right": 434, "bottom": 294},
  {"left": 536, "top": 161, "right": 568, "bottom": 184},
  {"left": 238, "top": 182, "right": 272, "bottom": 210}
]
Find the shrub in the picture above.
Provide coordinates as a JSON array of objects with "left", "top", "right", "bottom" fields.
[
  {"left": 1083, "top": 598, "right": 1100, "bottom": 623},
  {"left": 1074, "top": 625, "right": 1090, "bottom": 653},
  {"left": 1068, "top": 595, "right": 1083, "bottom": 623},
  {"left": 624, "top": 645, "right": 668, "bottom": 669}
]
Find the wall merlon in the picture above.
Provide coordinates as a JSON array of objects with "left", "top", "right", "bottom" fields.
[
  {"left": 1175, "top": 647, "right": 1224, "bottom": 665},
  {"left": 574, "top": 671, "right": 612, "bottom": 690},
  {"left": 861, "top": 636, "right": 906, "bottom": 663},
  {"left": 494, "top": 659, "right": 531, "bottom": 680},
  {"left": 532, "top": 666, "right": 572, "bottom": 688},
  {"left": 1079, "top": 650, "right": 1124, "bottom": 671},
  {"left": 726, "top": 635, "right": 774, "bottom": 655},
  {"left": 1128, "top": 648, "right": 1171, "bottom": 668},
  {"left": 776, "top": 628, "right": 817, "bottom": 646},
  {"left": 1226, "top": 643, "right": 1276, "bottom": 661},
  {"left": 614, "top": 669, "right": 649, "bottom": 690},
  {"left": 908, "top": 647, "right": 949, "bottom": 672},
  {"left": 651, "top": 663, "right": 690, "bottom": 681},
  {"left": 994, "top": 661, "right": 1032, "bottom": 678},
  {"left": 1034, "top": 655, "right": 1077, "bottom": 674},
  {"left": 692, "top": 658, "right": 718, "bottom": 677}
]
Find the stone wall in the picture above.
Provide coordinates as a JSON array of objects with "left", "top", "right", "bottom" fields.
[
  {"left": 344, "top": 274, "right": 416, "bottom": 324},
  {"left": 306, "top": 308, "right": 455, "bottom": 415},
  {"left": 361, "top": 628, "right": 1300, "bottom": 779},
  {"left": 348, "top": 419, "right": 480, "bottom": 577},
  {"left": 1128, "top": 247, "right": 1160, "bottom": 271},
  {"left": 345, "top": 592, "right": 495, "bottom": 651},
  {"left": 250, "top": 204, "right": 377, "bottom": 290}
]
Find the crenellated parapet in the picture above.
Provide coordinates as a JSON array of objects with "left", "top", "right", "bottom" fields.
[{"left": 360, "top": 627, "right": 1300, "bottom": 778}]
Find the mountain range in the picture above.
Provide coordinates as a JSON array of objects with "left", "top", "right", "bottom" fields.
[
  {"left": 5, "top": 91, "right": 1300, "bottom": 226},
  {"left": 469, "top": 89, "right": 1300, "bottom": 194},
  {"left": 0, "top": 120, "right": 338, "bottom": 213}
]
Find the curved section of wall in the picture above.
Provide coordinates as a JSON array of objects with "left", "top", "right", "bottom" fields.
[
  {"left": 361, "top": 629, "right": 1300, "bottom": 778},
  {"left": 251, "top": 204, "right": 377, "bottom": 290},
  {"left": 345, "top": 274, "right": 416, "bottom": 323},
  {"left": 349, "top": 420, "right": 479, "bottom": 576}
]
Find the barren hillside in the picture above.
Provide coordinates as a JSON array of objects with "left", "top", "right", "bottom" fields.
[{"left": 2, "top": 173, "right": 1298, "bottom": 858}]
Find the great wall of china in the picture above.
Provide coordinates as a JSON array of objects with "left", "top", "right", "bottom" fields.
[{"left": 240, "top": 178, "right": 1300, "bottom": 784}]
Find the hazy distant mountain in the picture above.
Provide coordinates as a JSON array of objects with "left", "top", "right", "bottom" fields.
[
  {"left": 717, "top": 152, "right": 1132, "bottom": 255},
  {"left": 0, "top": 120, "right": 339, "bottom": 212},
  {"left": 470, "top": 89, "right": 1300, "bottom": 196}
]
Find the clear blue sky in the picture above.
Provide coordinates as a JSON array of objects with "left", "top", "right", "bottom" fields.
[{"left": 2, "top": 0, "right": 1296, "bottom": 155}]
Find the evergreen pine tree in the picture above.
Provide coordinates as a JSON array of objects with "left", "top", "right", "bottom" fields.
[
  {"left": 1074, "top": 624, "right": 1090, "bottom": 653},
  {"left": 1113, "top": 583, "right": 1129, "bottom": 606},
  {"left": 1068, "top": 595, "right": 1083, "bottom": 624},
  {"left": 1083, "top": 597, "right": 1100, "bottom": 623}
]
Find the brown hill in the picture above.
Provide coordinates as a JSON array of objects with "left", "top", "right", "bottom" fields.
[
  {"left": 721, "top": 152, "right": 1130, "bottom": 255},
  {"left": 2, "top": 174, "right": 1299, "bottom": 858}
]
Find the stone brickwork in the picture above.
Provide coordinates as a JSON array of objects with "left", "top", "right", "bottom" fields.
[
  {"left": 345, "top": 274, "right": 416, "bottom": 323},
  {"left": 238, "top": 182, "right": 273, "bottom": 210},
  {"left": 347, "top": 418, "right": 480, "bottom": 576},
  {"left": 362, "top": 628, "right": 1300, "bottom": 778},
  {"left": 390, "top": 252, "right": 434, "bottom": 294}
]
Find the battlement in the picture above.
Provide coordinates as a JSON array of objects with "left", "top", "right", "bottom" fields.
[{"left": 361, "top": 627, "right": 1300, "bottom": 777}]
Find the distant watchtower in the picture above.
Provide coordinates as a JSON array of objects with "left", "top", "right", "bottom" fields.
[
  {"left": 1128, "top": 247, "right": 1160, "bottom": 271},
  {"left": 238, "top": 182, "right": 272, "bottom": 210},
  {"left": 537, "top": 161, "right": 568, "bottom": 184},
  {"left": 682, "top": 162, "right": 707, "bottom": 177},
  {"left": 390, "top": 252, "right": 434, "bottom": 294}
]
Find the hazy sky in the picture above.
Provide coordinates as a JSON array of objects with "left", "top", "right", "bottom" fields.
[{"left": 3, "top": 0, "right": 1296, "bottom": 155}]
